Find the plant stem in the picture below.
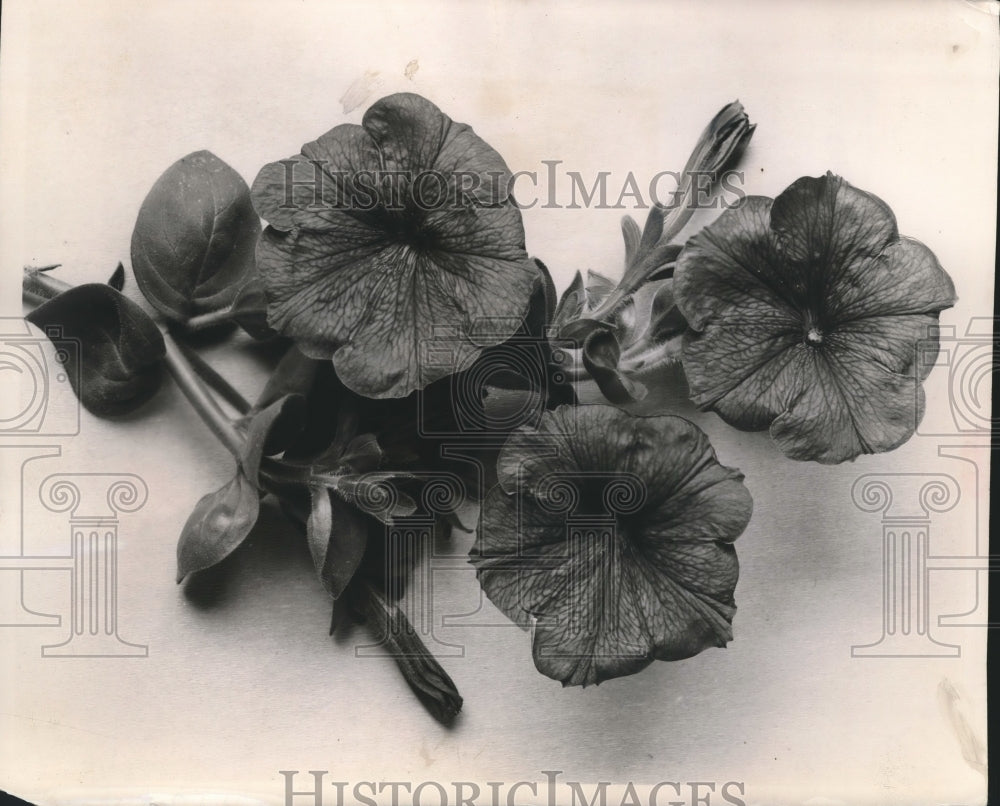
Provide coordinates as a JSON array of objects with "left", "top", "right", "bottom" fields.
[
  {"left": 162, "top": 331, "right": 245, "bottom": 458},
  {"left": 172, "top": 336, "right": 252, "bottom": 415},
  {"left": 184, "top": 306, "right": 236, "bottom": 330},
  {"left": 23, "top": 266, "right": 71, "bottom": 301}
]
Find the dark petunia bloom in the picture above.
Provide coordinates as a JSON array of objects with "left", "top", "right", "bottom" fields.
[
  {"left": 251, "top": 93, "right": 539, "bottom": 399},
  {"left": 673, "top": 173, "right": 956, "bottom": 463},
  {"left": 470, "top": 405, "right": 752, "bottom": 687}
]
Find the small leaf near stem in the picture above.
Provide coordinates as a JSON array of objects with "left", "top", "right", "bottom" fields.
[
  {"left": 23, "top": 265, "right": 70, "bottom": 303},
  {"left": 176, "top": 470, "right": 260, "bottom": 582}
]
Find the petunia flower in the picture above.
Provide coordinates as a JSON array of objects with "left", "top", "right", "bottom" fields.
[
  {"left": 251, "top": 93, "right": 538, "bottom": 399},
  {"left": 470, "top": 404, "right": 752, "bottom": 687},
  {"left": 673, "top": 172, "right": 956, "bottom": 463}
]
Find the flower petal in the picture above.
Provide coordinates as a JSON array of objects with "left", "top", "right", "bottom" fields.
[
  {"left": 826, "top": 236, "right": 957, "bottom": 322},
  {"left": 682, "top": 322, "right": 806, "bottom": 431},
  {"left": 769, "top": 172, "right": 898, "bottom": 276},
  {"left": 364, "top": 94, "right": 512, "bottom": 203},
  {"left": 674, "top": 197, "right": 799, "bottom": 331},
  {"left": 768, "top": 340, "right": 922, "bottom": 463}
]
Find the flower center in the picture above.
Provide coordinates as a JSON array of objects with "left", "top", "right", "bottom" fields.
[
  {"left": 805, "top": 327, "right": 824, "bottom": 346},
  {"left": 378, "top": 209, "right": 440, "bottom": 254}
]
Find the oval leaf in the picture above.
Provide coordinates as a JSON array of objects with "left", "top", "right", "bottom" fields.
[
  {"left": 240, "top": 393, "right": 307, "bottom": 484},
  {"left": 176, "top": 471, "right": 260, "bottom": 582},
  {"left": 131, "top": 150, "right": 260, "bottom": 324},
  {"left": 307, "top": 486, "right": 369, "bottom": 599},
  {"left": 26, "top": 283, "right": 165, "bottom": 417},
  {"left": 229, "top": 276, "right": 277, "bottom": 340}
]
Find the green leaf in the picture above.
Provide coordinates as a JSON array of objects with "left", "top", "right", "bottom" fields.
[
  {"left": 176, "top": 471, "right": 260, "bottom": 582},
  {"left": 107, "top": 263, "right": 126, "bottom": 291},
  {"left": 131, "top": 151, "right": 260, "bottom": 325},
  {"left": 621, "top": 215, "right": 643, "bottom": 267},
  {"left": 585, "top": 269, "right": 617, "bottom": 309},
  {"left": 581, "top": 327, "right": 647, "bottom": 404},
  {"left": 615, "top": 279, "right": 687, "bottom": 377},
  {"left": 307, "top": 485, "right": 369, "bottom": 599},
  {"left": 533, "top": 258, "right": 558, "bottom": 327},
  {"left": 553, "top": 271, "right": 585, "bottom": 332},
  {"left": 330, "top": 472, "right": 417, "bottom": 524},
  {"left": 252, "top": 346, "right": 321, "bottom": 413},
  {"left": 337, "top": 433, "right": 383, "bottom": 473},
  {"left": 229, "top": 275, "right": 276, "bottom": 340},
  {"left": 240, "top": 393, "right": 306, "bottom": 484},
  {"left": 26, "top": 283, "right": 165, "bottom": 417}
]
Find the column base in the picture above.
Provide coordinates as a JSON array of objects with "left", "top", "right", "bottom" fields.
[
  {"left": 42, "top": 631, "right": 147, "bottom": 658},
  {"left": 852, "top": 631, "right": 960, "bottom": 658}
]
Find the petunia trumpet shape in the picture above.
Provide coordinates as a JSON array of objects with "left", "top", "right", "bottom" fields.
[
  {"left": 251, "top": 93, "right": 539, "bottom": 399},
  {"left": 674, "top": 173, "right": 957, "bottom": 463},
  {"left": 470, "top": 405, "right": 753, "bottom": 687}
]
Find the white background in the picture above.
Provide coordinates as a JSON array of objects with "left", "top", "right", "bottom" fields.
[{"left": 1, "top": 1, "right": 995, "bottom": 804}]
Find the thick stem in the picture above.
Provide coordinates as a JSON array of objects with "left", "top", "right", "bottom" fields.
[
  {"left": 172, "top": 336, "right": 252, "bottom": 415},
  {"left": 184, "top": 306, "right": 237, "bottom": 330},
  {"left": 23, "top": 266, "right": 71, "bottom": 301},
  {"left": 162, "top": 331, "right": 245, "bottom": 458}
]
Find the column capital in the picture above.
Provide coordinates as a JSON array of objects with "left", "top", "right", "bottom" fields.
[
  {"left": 851, "top": 473, "right": 960, "bottom": 521},
  {"left": 39, "top": 473, "right": 148, "bottom": 521}
]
